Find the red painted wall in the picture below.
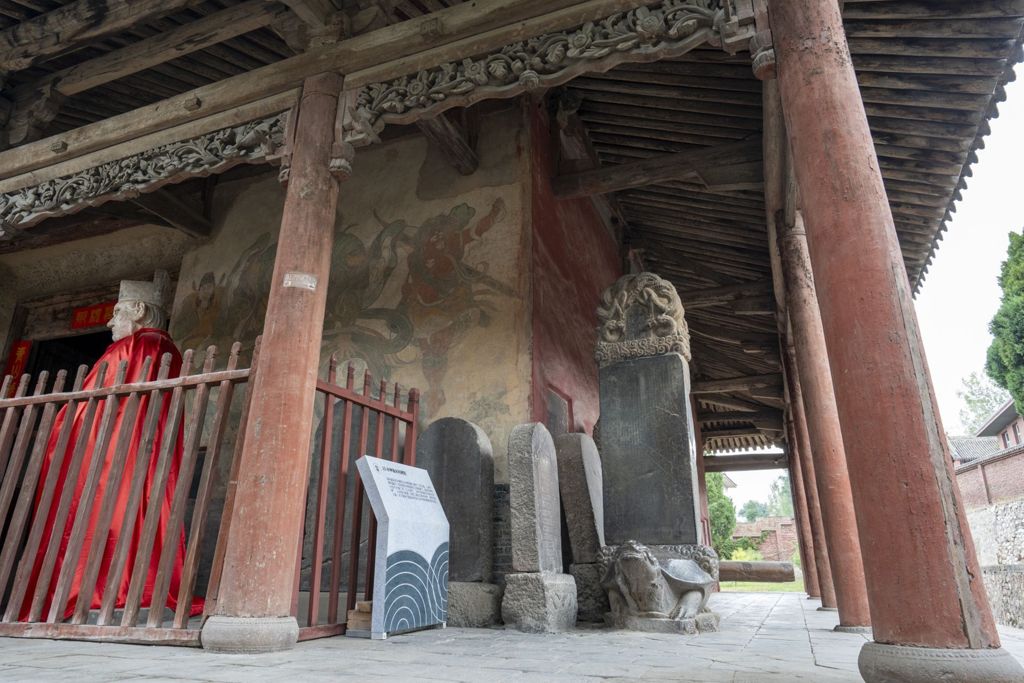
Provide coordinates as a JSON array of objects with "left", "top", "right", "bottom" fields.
[{"left": 527, "top": 102, "right": 621, "bottom": 435}]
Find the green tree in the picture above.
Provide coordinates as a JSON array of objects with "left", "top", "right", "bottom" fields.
[
  {"left": 740, "top": 500, "right": 770, "bottom": 522},
  {"left": 957, "top": 371, "right": 1010, "bottom": 434},
  {"left": 766, "top": 474, "right": 794, "bottom": 518},
  {"left": 988, "top": 231, "right": 1024, "bottom": 412},
  {"left": 707, "top": 472, "right": 761, "bottom": 558}
]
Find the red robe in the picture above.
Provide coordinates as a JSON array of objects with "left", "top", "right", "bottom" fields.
[{"left": 20, "top": 328, "right": 204, "bottom": 621}]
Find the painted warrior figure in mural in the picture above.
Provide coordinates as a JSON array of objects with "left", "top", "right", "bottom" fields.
[
  {"left": 19, "top": 272, "right": 202, "bottom": 621},
  {"left": 399, "top": 198, "right": 512, "bottom": 417}
]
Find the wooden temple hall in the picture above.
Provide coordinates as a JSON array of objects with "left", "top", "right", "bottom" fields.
[{"left": 0, "top": 0, "right": 1021, "bottom": 679}]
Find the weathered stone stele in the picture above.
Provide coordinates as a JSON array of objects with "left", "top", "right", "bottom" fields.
[
  {"left": 417, "top": 417, "right": 495, "bottom": 582},
  {"left": 502, "top": 423, "right": 577, "bottom": 632},
  {"left": 508, "top": 423, "right": 563, "bottom": 573},
  {"left": 595, "top": 272, "right": 701, "bottom": 546},
  {"left": 554, "top": 433, "right": 604, "bottom": 564}
]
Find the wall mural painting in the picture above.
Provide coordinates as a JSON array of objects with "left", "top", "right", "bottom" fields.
[{"left": 171, "top": 198, "right": 514, "bottom": 419}]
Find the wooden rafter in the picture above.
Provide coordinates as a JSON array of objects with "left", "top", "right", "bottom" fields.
[
  {"left": 0, "top": 0, "right": 662, "bottom": 181},
  {"left": 0, "top": 0, "right": 203, "bottom": 72},
  {"left": 691, "top": 373, "right": 783, "bottom": 395},
  {"left": 3, "top": 0, "right": 287, "bottom": 148},
  {"left": 552, "top": 137, "right": 763, "bottom": 198}
]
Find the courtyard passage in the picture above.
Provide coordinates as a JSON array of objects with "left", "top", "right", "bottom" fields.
[{"left": 1, "top": 593, "right": 1023, "bottom": 682}]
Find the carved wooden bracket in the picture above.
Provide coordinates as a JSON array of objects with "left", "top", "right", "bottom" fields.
[
  {"left": 353, "top": 0, "right": 754, "bottom": 136},
  {"left": 0, "top": 111, "right": 288, "bottom": 237}
]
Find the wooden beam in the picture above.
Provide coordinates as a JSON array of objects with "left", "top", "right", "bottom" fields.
[
  {"left": 130, "top": 189, "right": 211, "bottom": 238},
  {"left": 552, "top": 137, "right": 763, "bottom": 198},
  {"left": 20, "top": 0, "right": 284, "bottom": 101},
  {"left": 719, "top": 561, "right": 795, "bottom": 582},
  {"left": 416, "top": 111, "right": 479, "bottom": 175},
  {"left": 0, "top": 0, "right": 653, "bottom": 181},
  {"left": 691, "top": 373, "right": 783, "bottom": 395},
  {"left": 0, "top": 0, "right": 202, "bottom": 72},
  {"left": 703, "top": 451, "right": 788, "bottom": 472},
  {"left": 681, "top": 279, "right": 773, "bottom": 306},
  {"left": 281, "top": 0, "right": 337, "bottom": 28},
  {"left": 3, "top": 0, "right": 285, "bottom": 148},
  {"left": 698, "top": 409, "right": 783, "bottom": 425}
]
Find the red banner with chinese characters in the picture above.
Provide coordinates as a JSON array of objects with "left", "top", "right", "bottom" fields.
[
  {"left": 3, "top": 340, "right": 31, "bottom": 395},
  {"left": 71, "top": 301, "right": 116, "bottom": 330}
]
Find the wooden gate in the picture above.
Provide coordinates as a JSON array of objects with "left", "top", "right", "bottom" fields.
[
  {"left": 0, "top": 341, "right": 255, "bottom": 645},
  {"left": 292, "top": 355, "right": 420, "bottom": 641}
]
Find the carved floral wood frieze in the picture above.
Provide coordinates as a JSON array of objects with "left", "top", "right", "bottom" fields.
[
  {"left": 355, "top": 0, "right": 736, "bottom": 130},
  {"left": 0, "top": 112, "right": 288, "bottom": 236},
  {"left": 596, "top": 272, "right": 691, "bottom": 367}
]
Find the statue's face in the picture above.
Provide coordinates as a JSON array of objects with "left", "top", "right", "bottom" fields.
[{"left": 108, "top": 300, "right": 145, "bottom": 341}]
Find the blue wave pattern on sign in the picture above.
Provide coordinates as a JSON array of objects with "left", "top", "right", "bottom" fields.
[{"left": 382, "top": 542, "right": 449, "bottom": 633}]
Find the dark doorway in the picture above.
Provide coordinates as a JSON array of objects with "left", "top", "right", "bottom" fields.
[{"left": 24, "top": 331, "right": 111, "bottom": 390}]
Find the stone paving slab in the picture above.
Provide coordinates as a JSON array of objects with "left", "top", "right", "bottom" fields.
[{"left": 1, "top": 593, "right": 1023, "bottom": 682}]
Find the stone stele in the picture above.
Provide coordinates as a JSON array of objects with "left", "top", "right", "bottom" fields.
[
  {"left": 554, "top": 433, "right": 604, "bottom": 565},
  {"left": 600, "top": 540, "right": 720, "bottom": 634},
  {"left": 417, "top": 417, "right": 495, "bottom": 583},
  {"left": 595, "top": 272, "right": 701, "bottom": 546},
  {"left": 507, "top": 422, "right": 562, "bottom": 574},
  {"left": 501, "top": 572, "right": 577, "bottom": 634}
]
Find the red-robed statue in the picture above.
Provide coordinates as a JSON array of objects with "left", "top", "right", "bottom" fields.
[{"left": 20, "top": 272, "right": 203, "bottom": 622}]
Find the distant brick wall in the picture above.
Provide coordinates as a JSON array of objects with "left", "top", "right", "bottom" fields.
[
  {"left": 732, "top": 516, "right": 798, "bottom": 562},
  {"left": 958, "top": 467, "right": 989, "bottom": 508},
  {"left": 982, "top": 454, "right": 1024, "bottom": 504},
  {"left": 959, "top": 451, "right": 1024, "bottom": 628},
  {"left": 957, "top": 446, "right": 1024, "bottom": 509}
]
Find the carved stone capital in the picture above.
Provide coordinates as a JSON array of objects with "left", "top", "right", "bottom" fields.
[
  {"left": 354, "top": 0, "right": 742, "bottom": 134},
  {"left": 596, "top": 272, "right": 691, "bottom": 367},
  {"left": 0, "top": 111, "right": 288, "bottom": 236}
]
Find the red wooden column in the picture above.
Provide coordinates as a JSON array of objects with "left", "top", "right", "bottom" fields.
[
  {"left": 779, "top": 213, "right": 871, "bottom": 630},
  {"left": 769, "top": 1, "right": 1022, "bottom": 680},
  {"left": 202, "top": 72, "right": 345, "bottom": 653},
  {"left": 784, "top": 345, "right": 837, "bottom": 609},
  {"left": 787, "top": 428, "right": 821, "bottom": 599}
]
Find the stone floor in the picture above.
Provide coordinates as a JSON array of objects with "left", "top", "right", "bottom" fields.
[{"left": 1, "top": 593, "right": 1023, "bottom": 682}]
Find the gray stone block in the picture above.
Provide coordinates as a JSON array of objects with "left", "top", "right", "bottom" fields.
[
  {"left": 570, "top": 562, "right": 609, "bottom": 623},
  {"left": 859, "top": 642, "right": 1024, "bottom": 683},
  {"left": 418, "top": 417, "right": 495, "bottom": 582},
  {"left": 501, "top": 572, "right": 577, "bottom": 633},
  {"left": 599, "top": 353, "right": 701, "bottom": 545},
  {"left": 201, "top": 616, "right": 299, "bottom": 653},
  {"left": 555, "top": 433, "right": 604, "bottom": 564},
  {"left": 508, "top": 423, "right": 562, "bottom": 573},
  {"left": 447, "top": 581, "right": 502, "bottom": 628}
]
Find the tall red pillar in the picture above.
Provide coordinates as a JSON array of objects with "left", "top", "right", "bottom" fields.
[
  {"left": 769, "top": 1, "right": 1022, "bottom": 680},
  {"left": 202, "top": 72, "right": 345, "bottom": 653},
  {"left": 784, "top": 348, "right": 837, "bottom": 609},
  {"left": 779, "top": 213, "right": 871, "bottom": 630},
  {"left": 787, "top": 430, "right": 821, "bottom": 599}
]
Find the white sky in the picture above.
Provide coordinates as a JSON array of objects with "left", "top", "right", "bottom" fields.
[
  {"left": 915, "top": 65, "right": 1024, "bottom": 435},
  {"left": 726, "top": 65, "right": 1024, "bottom": 507}
]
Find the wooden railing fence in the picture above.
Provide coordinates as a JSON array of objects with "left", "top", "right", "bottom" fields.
[
  {"left": 0, "top": 341, "right": 255, "bottom": 645},
  {"left": 293, "top": 354, "right": 419, "bottom": 641}
]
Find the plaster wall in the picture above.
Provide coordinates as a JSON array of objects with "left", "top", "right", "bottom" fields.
[
  {"left": 526, "top": 102, "right": 621, "bottom": 438},
  {"left": 169, "top": 107, "right": 533, "bottom": 477}
]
